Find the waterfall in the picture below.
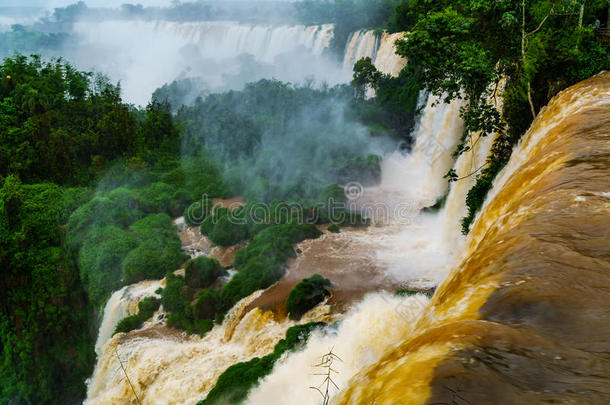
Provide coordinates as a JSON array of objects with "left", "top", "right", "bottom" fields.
[
  {"left": 154, "top": 21, "right": 334, "bottom": 62},
  {"left": 86, "top": 217, "right": 334, "bottom": 404},
  {"left": 70, "top": 21, "right": 338, "bottom": 105},
  {"left": 86, "top": 289, "right": 334, "bottom": 405},
  {"left": 246, "top": 293, "right": 430, "bottom": 404},
  {"left": 343, "top": 30, "right": 407, "bottom": 76},
  {"left": 94, "top": 281, "right": 163, "bottom": 357},
  {"left": 242, "top": 93, "right": 474, "bottom": 405},
  {"left": 335, "top": 73, "right": 610, "bottom": 404},
  {"left": 374, "top": 94, "right": 468, "bottom": 288},
  {"left": 86, "top": 25, "right": 502, "bottom": 405}
]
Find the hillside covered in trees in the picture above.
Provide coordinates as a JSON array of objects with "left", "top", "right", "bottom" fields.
[{"left": 0, "top": 0, "right": 608, "bottom": 403}]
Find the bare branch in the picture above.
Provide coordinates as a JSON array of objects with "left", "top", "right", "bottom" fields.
[{"left": 115, "top": 349, "right": 142, "bottom": 405}]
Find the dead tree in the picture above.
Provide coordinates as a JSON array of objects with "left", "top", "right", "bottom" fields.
[
  {"left": 310, "top": 348, "right": 342, "bottom": 405},
  {"left": 115, "top": 348, "right": 142, "bottom": 405}
]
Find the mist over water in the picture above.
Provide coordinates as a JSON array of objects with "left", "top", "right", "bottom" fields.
[
  {"left": 1, "top": 3, "right": 480, "bottom": 403},
  {"left": 69, "top": 20, "right": 341, "bottom": 105}
]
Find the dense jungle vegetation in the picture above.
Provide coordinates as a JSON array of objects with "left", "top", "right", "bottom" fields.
[
  {"left": 1, "top": 0, "right": 609, "bottom": 403},
  {"left": 0, "top": 54, "right": 382, "bottom": 404},
  {"left": 352, "top": 0, "right": 610, "bottom": 231}
]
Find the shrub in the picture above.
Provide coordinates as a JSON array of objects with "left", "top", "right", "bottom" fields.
[
  {"left": 193, "top": 289, "right": 221, "bottom": 320},
  {"left": 461, "top": 158, "right": 506, "bottom": 234},
  {"left": 138, "top": 296, "right": 162, "bottom": 315},
  {"left": 222, "top": 224, "right": 323, "bottom": 307},
  {"left": 185, "top": 256, "right": 225, "bottom": 289},
  {"left": 122, "top": 214, "right": 188, "bottom": 283},
  {"left": 113, "top": 296, "right": 161, "bottom": 335},
  {"left": 221, "top": 257, "right": 284, "bottom": 306},
  {"left": 113, "top": 314, "right": 143, "bottom": 335},
  {"left": 77, "top": 225, "right": 138, "bottom": 306},
  {"left": 200, "top": 214, "right": 216, "bottom": 236},
  {"left": 122, "top": 238, "right": 187, "bottom": 284},
  {"left": 129, "top": 212, "right": 176, "bottom": 237},
  {"left": 328, "top": 224, "right": 340, "bottom": 233},
  {"left": 67, "top": 192, "right": 142, "bottom": 251},
  {"left": 166, "top": 312, "right": 192, "bottom": 331},
  {"left": 161, "top": 273, "right": 189, "bottom": 313},
  {"left": 134, "top": 182, "right": 176, "bottom": 214},
  {"left": 193, "top": 318, "right": 215, "bottom": 336},
  {"left": 313, "top": 184, "right": 370, "bottom": 227},
  {"left": 207, "top": 214, "right": 249, "bottom": 246},
  {"left": 286, "top": 275, "right": 331, "bottom": 320}
]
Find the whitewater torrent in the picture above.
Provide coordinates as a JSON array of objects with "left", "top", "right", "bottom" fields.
[
  {"left": 336, "top": 73, "right": 610, "bottom": 404},
  {"left": 153, "top": 21, "right": 334, "bottom": 61},
  {"left": 87, "top": 290, "right": 334, "bottom": 405},
  {"left": 343, "top": 30, "right": 407, "bottom": 77},
  {"left": 371, "top": 94, "right": 466, "bottom": 287},
  {"left": 71, "top": 21, "right": 338, "bottom": 105},
  {"left": 247, "top": 293, "right": 430, "bottom": 404},
  {"left": 94, "top": 281, "right": 163, "bottom": 357},
  {"left": 86, "top": 31, "right": 488, "bottom": 405},
  {"left": 242, "top": 76, "right": 512, "bottom": 405},
  {"left": 242, "top": 90, "right": 498, "bottom": 405}
]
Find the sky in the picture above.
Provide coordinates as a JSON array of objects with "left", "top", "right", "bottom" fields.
[
  {"left": 0, "top": 0, "right": 295, "bottom": 7},
  {"left": 0, "top": 0, "right": 172, "bottom": 8}
]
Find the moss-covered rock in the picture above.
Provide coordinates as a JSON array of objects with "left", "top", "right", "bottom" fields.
[
  {"left": 193, "top": 289, "right": 221, "bottom": 320},
  {"left": 286, "top": 274, "right": 332, "bottom": 320},
  {"left": 328, "top": 224, "right": 341, "bottom": 233},
  {"left": 113, "top": 296, "right": 161, "bottom": 335}
]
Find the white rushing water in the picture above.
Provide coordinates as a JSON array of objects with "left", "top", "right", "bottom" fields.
[
  {"left": 343, "top": 30, "right": 407, "bottom": 77},
  {"left": 87, "top": 290, "right": 334, "bottom": 405},
  {"left": 247, "top": 293, "right": 430, "bottom": 404},
  {"left": 71, "top": 21, "right": 339, "bottom": 105},
  {"left": 244, "top": 82, "right": 506, "bottom": 404},
  {"left": 94, "top": 281, "right": 163, "bottom": 357},
  {"left": 85, "top": 28, "right": 503, "bottom": 405}
]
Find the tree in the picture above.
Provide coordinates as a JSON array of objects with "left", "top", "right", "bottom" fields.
[{"left": 395, "top": 0, "right": 609, "bottom": 233}]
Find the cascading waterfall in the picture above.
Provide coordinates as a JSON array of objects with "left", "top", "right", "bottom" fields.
[
  {"left": 87, "top": 29, "right": 481, "bottom": 405},
  {"left": 85, "top": 95, "right": 470, "bottom": 405},
  {"left": 242, "top": 92, "right": 484, "bottom": 405},
  {"left": 94, "top": 281, "right": 163, "bottom": 357},
  {"left": 373, "top": 94, "right": 467, "bottom": 287},
  {"left": 246, "top": 293, "right": 431, "bottom": 404},
  {"left": 336, "top": 72, "right": 610, "bottom": 404},
  {"left": 343, "top": 30, "right": 407, "bottom": 76},
  {"left": 342, "top": 30, "right": 379, "bottom": 72},
  {"left": 87, "top": 288, "right": 334, "bottom": 405},
  {"left": 154, "top": 21, "right": 334, "bottom": 62},
  {"left": 71, "top": 21, "right": 338, "bottom": 105}
]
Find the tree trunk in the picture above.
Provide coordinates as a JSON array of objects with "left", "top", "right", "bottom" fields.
[{"left": 522, "top": 0, "right": 537, "bottom": 120}]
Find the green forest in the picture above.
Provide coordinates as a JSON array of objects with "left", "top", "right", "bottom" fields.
[{"left": 1, "top": 0, "right": 609, "bottom": 404}]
